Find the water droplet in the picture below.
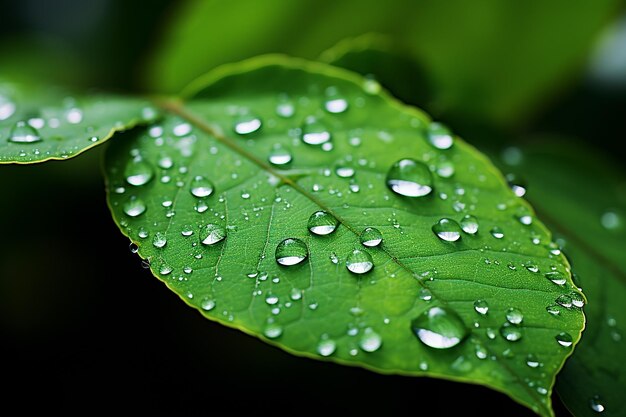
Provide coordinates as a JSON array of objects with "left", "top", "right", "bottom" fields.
[
  {"left": 545, "top": 271, "right": 566, "bottom": 286},
  {"left": 308, "top": 211, "right": 339, "bottom": 236},
  {"left": 152, "top": 232, "right": 167, "bottom": 248},
  {"left": 317, "top": 338, "right": 337, "bottom": 356},
  {"left": 275, "top": 238, "right": 308, "bottom": 266},
  {"left": 8, "top": 121, "right": 41, "bottom": 143},
  {"left": 427, "top": 122, "right": 454, "bottom": 149},
  {"left": 359, "top": 328, "right": 382, "bottom": 352},
  {"left": 335, "top": 165, "right": 355, "bottom": 178},
  {"left": 556, "top": 331, "right": 573, "bottom": 347},
  {"left": 138, "top": 227, "right": 148, "bottom": 239},
  {"left": 360, "top": 227, "right": 383, "bottom": 247},
  {"left": 411, "top": 306, "right": 468, "bottom": 349},
  {"left": 490, "top": 226, "right": 504, "bottom": 239},
  {"left": 0, "top": 96, "right": 16, "bottom": 120},
  {"left": 66, "top": 108, "right": 83, "bottom": 124},
  {"left": 556, "top": 294, "right": 573, "bottom": 308},
  {"left": 346, "top": 249, "right": 374, "bottom": 274},
  {"left": 200, "top": 224, "right": 226, "bottom": 245},
  {"left": 500, "top": 323, "right": 523, "bottom": 342},
  {"left": 506, "top": 308, "right": 524, "bottom": 324},
  {"left": 386, "top": 158, "right": 433, "bottom": 197},
  {"left": 506, "top": 174, "right": 527, "bottom": 197},
  {"left": 125, "top": 158, "right": 154, "bottom": 186},
  {"left": 474, "top": 300, "right": 489, "bottom": 315},
  {"left": 268, "top": 146, "right": 292, "bottom": 166},
  {"left": 418, "top": 288, "right": 433, "bottom": 301},
  {"left": 436, "top": 160, "right": 455, "bottom": 178},
  {"left": 526, "top": 354, "right": 540, "bottom": 368},
  {"left": 325, "top": 97, "right": 349, "bottom": 114},
  {"left": 129, "top": 243, "right": 139, "bottom": 254},
  {"left": 570, "top": 291, "right": 585, "bottom": 308},
  {"left": 546, "top": 304, "right": 561, "bottom": 316},
  {"left": 173, "top": 123, "right": 192, "bottom": 137},
  {"left": 601, "top": 211, "right": 621, "bottom": 230},
  {"left": 290, "top": 288, "right": 302, "bottom": 301},
  {"left": 460, "top": 215, "right": 479, "bottom": 234},
  {"left": 276, "top": 99, "right": 295, "bottom": 118},
  {"left": 201, "top": 298, "right": 216, "bottom": 311},
  {"left": 263, "top": 322, "right": 283, "bottom": 339},
  {"left": 123, "top": 196, "right": 146, "bottom": 217},
  {"left": 475, "top": 344, "right": 488, "bottom": 359},
  {"left": 525, "top": 264, "right": 539, "bottom": 273},
  {"left": 159, "top": 263, "right": 172, "bottom": 275},
  {"left": 190, "top": 175, "right": 215, "bottom": 198},
  {"left": 301, "top": 119, "right": 331, "bottom": 145},
  {"left": 589, "top": 395, "right": 605, "bottom": 413},
  {"left": 234, "top": 114, "right": 262, "bottom": 135},
  {"left": 432, "top": 218, "right": 462, "bottom": 242},
  {"left": 265, "top": 294, "right": 279, "bottom": 305}
]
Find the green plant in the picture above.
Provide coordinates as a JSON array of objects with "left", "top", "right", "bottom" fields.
[{"left": 1, "top": 2, "right": 624, "bottom": 417}]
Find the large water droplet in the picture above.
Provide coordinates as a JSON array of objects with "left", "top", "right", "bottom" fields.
[
  {"left": 125, "top": 158, "right": 154, "bottom": 186},
  {"left": 268, "top": 146, "right": 292, "bottom": 166},
  {"left": 556, "top": 331, "right": 573, "bottom": 347},
  {"left": 8, "top": 121, "right": 41, "bottom": 143},
  {"left": 506, "top": 308, "right": 524, "bottom": 324},
  {"left": 346, "top": 249, "right": 374, "bottom": 274},
  {"left": 234, "top": 115, "right": 262, "bottom": 135},
  {"left": 360, "top": 227, "right": 383, "bottom": 247},
  {"left": 190, "top": 175, "right": 215, "bottom": 198},
  {"left": 432, "top": 218, "right": 462, "bottom": 242},
  {"left": 301, "top": 119, "right": 331, "bottom": 145},
  {"left": 500, "top": 323, "right": 523, "bottom": 342},
  {"left": 460, "top": 215, "right": 479, "bottom": 234},
  {"left": 474, "top": 299, "right": 489, "bottom": 315},
  {"left": 123, "top": 196, "right": 147, "bottom": 217},
  {"left": 200, "top": 224, "right": 226, "bottom": 245},
  {"left": 427, "top": 122, "right": 454, "bottom": 150},
  {"left": 275, "top": 238, "right": 308, "bottom": 266},
  {"left": 152, "top": 232, "right": 167, "bottom": 248},
  {"left": 386, "top": 158, "right": 433, "bottom": 197},
  {"left": 317, "top": 338, "right": 337, "bottom": 356},
  {"left": 411, "top": 306, "right": 468, "bottom": 349},
  {"left": 308, "top": 211, "right": 339, "bottom": 236},
  {"left": 359, "top": 328, "right": 382, "bottom": 352}
]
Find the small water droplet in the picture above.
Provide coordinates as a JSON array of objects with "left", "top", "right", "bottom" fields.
[
  {"left": 0, "top": 96, "right": 16, "bottom": 121},
  {"left": 418, "top": 288, "right": 433, "bottom": 301},
  {"left": 66, "top": 108, "right": 83, "bottom": 124},
  {"left": 359, "top": 328, "right": 382, "bottom": 352},
  {"left": 159, "top": 263, "right": 172, "bottom": 275},
  {"left": 265, "top": 294, "right": 279, "bottom": 305},
  {"left": 601, "top": 211, "right": 621, "bottom": 230},
  {"left": 506, "top": 308, "right": 524, "bottom": 324},
  {"left": 460, "top": 215, "right": 479, "bottom": 234},
  {"left": 268, "top": 146, "right": 292, "bottom": 166},
  {"left": 335, "top": 165, "right": 355, "bottom": 178},
  {"left": 276, "top": 99, "right": 295, "bottom": 118},
  {"left": 201, "top": 298, "right": 216, "bottom": 311},
  {"left": 123, "top": 196, "right": 147, "bottom": 217},
  {"left": 8, "top": 121, "right": 41, "bottom": 143},
  {"left": 589, "top": 395, "right": 605, "bottom": 413},
  {"left": 526, "top": 354, "right": 540, "bottom": 368},
  {"left": 301, "top": 119, "right": 331, "bottom": 145},
  {"left": 490, "top": 226, "right": 504, "bottom": 239},
  {"left": 546, "top": 304, "right": 561, "bottom": 316},
  {"left": 190, "top": 175, "right": 215, "bottom": 198},
  {"left": 125, "top": 158, "right": 154, "bottom": 186},
  {"left": 427, "top": 122, "right": 454, "bottom": 150},
  {"left": 474, "top": 300, "right": 489, "bottom": 315},
  {"left": 308, "top": 211, "right": 339, "bottom": 236},
  {"left": 152, "top": 232, "right": 167, "bottom": 248},
  {"left": 500, "top": 323, "right": 523, "bottom": 342},
  {"left": 200, "top": 224, "right": 226, "bottom": 245},
  {"left": 432, "top": 218, "right": 462, "bottom": 242},
  {"left": 386, "top": 158, "right": 433, "bottom": 197},
  {"left": 545, "top": 271, "right": 566, "bottom": 286},
  {"left": 570, "top": 291, "right": 585, "bottom": 308},
  {"left": 556, "top": 294, "right": 573, "bottom": 308},
  {"left": 475, "top": 344, "right": 488, "bottom": 359},
  {"left": 411, "top": 306, "right": 468, "bottom": 349},
  {"left": 172, "top": 122, "right": 192, "bottom": 136},
  {"left": 138, "top": 227, "right": 148, "bottom": 239},
  {"left": 555, "top": 331, "right": 573, "bottom": 347},
  {"left": 234, "top": 114, "right": 262, "bottom": 135},
  {"left": 324, "top": 97, "right": 349, "bottom": 114},
  {"left": 275, "top": 238, "right": 308, "bottom": 266},
  {"left": 506, "top": 174, "right": 527, "bottom": 197},
  {"left": 360, "top": 227, "right": 383, "bottom": 247},
  {"left": 436, "top": 160, "right": 455, "bottom": 178},
  {"left": 317, "top": 338, "right": 337, "bottom": 356},
  {"left": 263, "top": 322, "right": 283, "bottom": 339},
  {"left": 346, "top": 249, "right": 374, "bottom": 274}
]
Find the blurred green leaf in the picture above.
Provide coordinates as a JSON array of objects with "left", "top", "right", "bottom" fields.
[
  {"left": 106, "top": 56, "right": 584, "bottom": 417},
  {"left": 0, "top": 78, "right": 159, "bottom": 164},
  {"left": 498, "top": 140, "right": 626, "bottom": 417},
  {"left": 146, "top": 0, "right": 620, "bottom": 127}
]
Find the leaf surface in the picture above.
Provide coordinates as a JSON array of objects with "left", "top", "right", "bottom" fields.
[
  {"left": 499, "top": 140, "right": 626, "bottom": 417},
  {"left": 0, "top": 79, "right": 158, "bottom": 164},
  {"left": 105, "top": 56, "right": 584, "bottom": 417}
]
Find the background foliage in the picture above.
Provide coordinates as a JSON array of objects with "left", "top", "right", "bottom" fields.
[{"left": 0, "top": 0, "right": 624, "bottom": 416}]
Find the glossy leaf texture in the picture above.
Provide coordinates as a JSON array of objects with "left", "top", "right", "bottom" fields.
[
  {"left": 0, "top": 79, "right": 159, "bottom": 164},
  {"left": 105, "top": 56, "right": 584, "bottom": 417},
  {"left": 498, "top": 140, "right": 626, "bottom": 417},
  {"left": 146, "top": 0, "right": 620, "bottom": 126}
]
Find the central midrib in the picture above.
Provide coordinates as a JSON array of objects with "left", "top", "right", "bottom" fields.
[{"left": 156, "top": 97, "right": 554, "bottom": 417}]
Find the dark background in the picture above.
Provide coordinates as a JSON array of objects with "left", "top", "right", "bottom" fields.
[{"left": 1, "top": 1, "right": 625, "bottom": 416}]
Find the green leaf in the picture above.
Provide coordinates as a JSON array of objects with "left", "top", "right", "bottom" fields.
[
  {"left": 498, "top": 140, "right": 626, "bottom": 417},
  {"left": 105, "top": 56, "right": 584, "bottom": 417},
  {"left": 0, "top": 79, "right": 159, "bottom": 164},
  {"left": 146, "top": 0, "right": 620, "bottom": 126}
]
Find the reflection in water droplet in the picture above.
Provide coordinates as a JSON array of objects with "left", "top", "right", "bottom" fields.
[
  {"left": 122, "top": 194, "right": 147, "bottom": 217},
  {"left": 506, "top": 308, "right": 524, "bottom": 324},
  {"left": 432, "top": 218, "right": 462, "bottom": 242},
  {"left": 200, "top": 224, "right": 226, "bottom": 245},
  {"left": 307, "top": 211, "right": 339, "bottom": 236},
  {"left": 346, "top": 249, "right": 374, "bottom": 274},
  {"left": 359, "top": 328, "right": 382, "bottom": 352},
  {"left": 190, "top": 176, "right": 215, "bottom": 198},
  {"left": 8, "top": 121, "right": 41, "bottom": 143},
  {"left": 500, "top": 323, "right": 523, "bottom": 342},
  {"left": 234, "top": 115, "right": 262, "bottom": 135},
  {"left": 427, "top": 122, "right": 454, "bottom": 150},
  {"left": 301, "top": 119, "right": 331, "bottom": 145},
  {"left": 275, "top": 238, "right": 308, "bottom": 266},
  {"left": 360, "top": 227, "right": 383, "bottom": 247},
  {"left": 386, "top": 158, "right": 433, "bottom": 197},
  {"left": 411, "top": 306, "right": 468, "bottom": 349},
  {"left": 461, "top": 215, "right": 479, "bottom": 234},
  {"left": 474, "top": 300, "right": 489, "bottom": 315},
  {"left": 556, "top": 331, "right": 573, "bottom": 347},
  {"left": 125, "top": 158, "right": 154, "bottom": 186}
]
